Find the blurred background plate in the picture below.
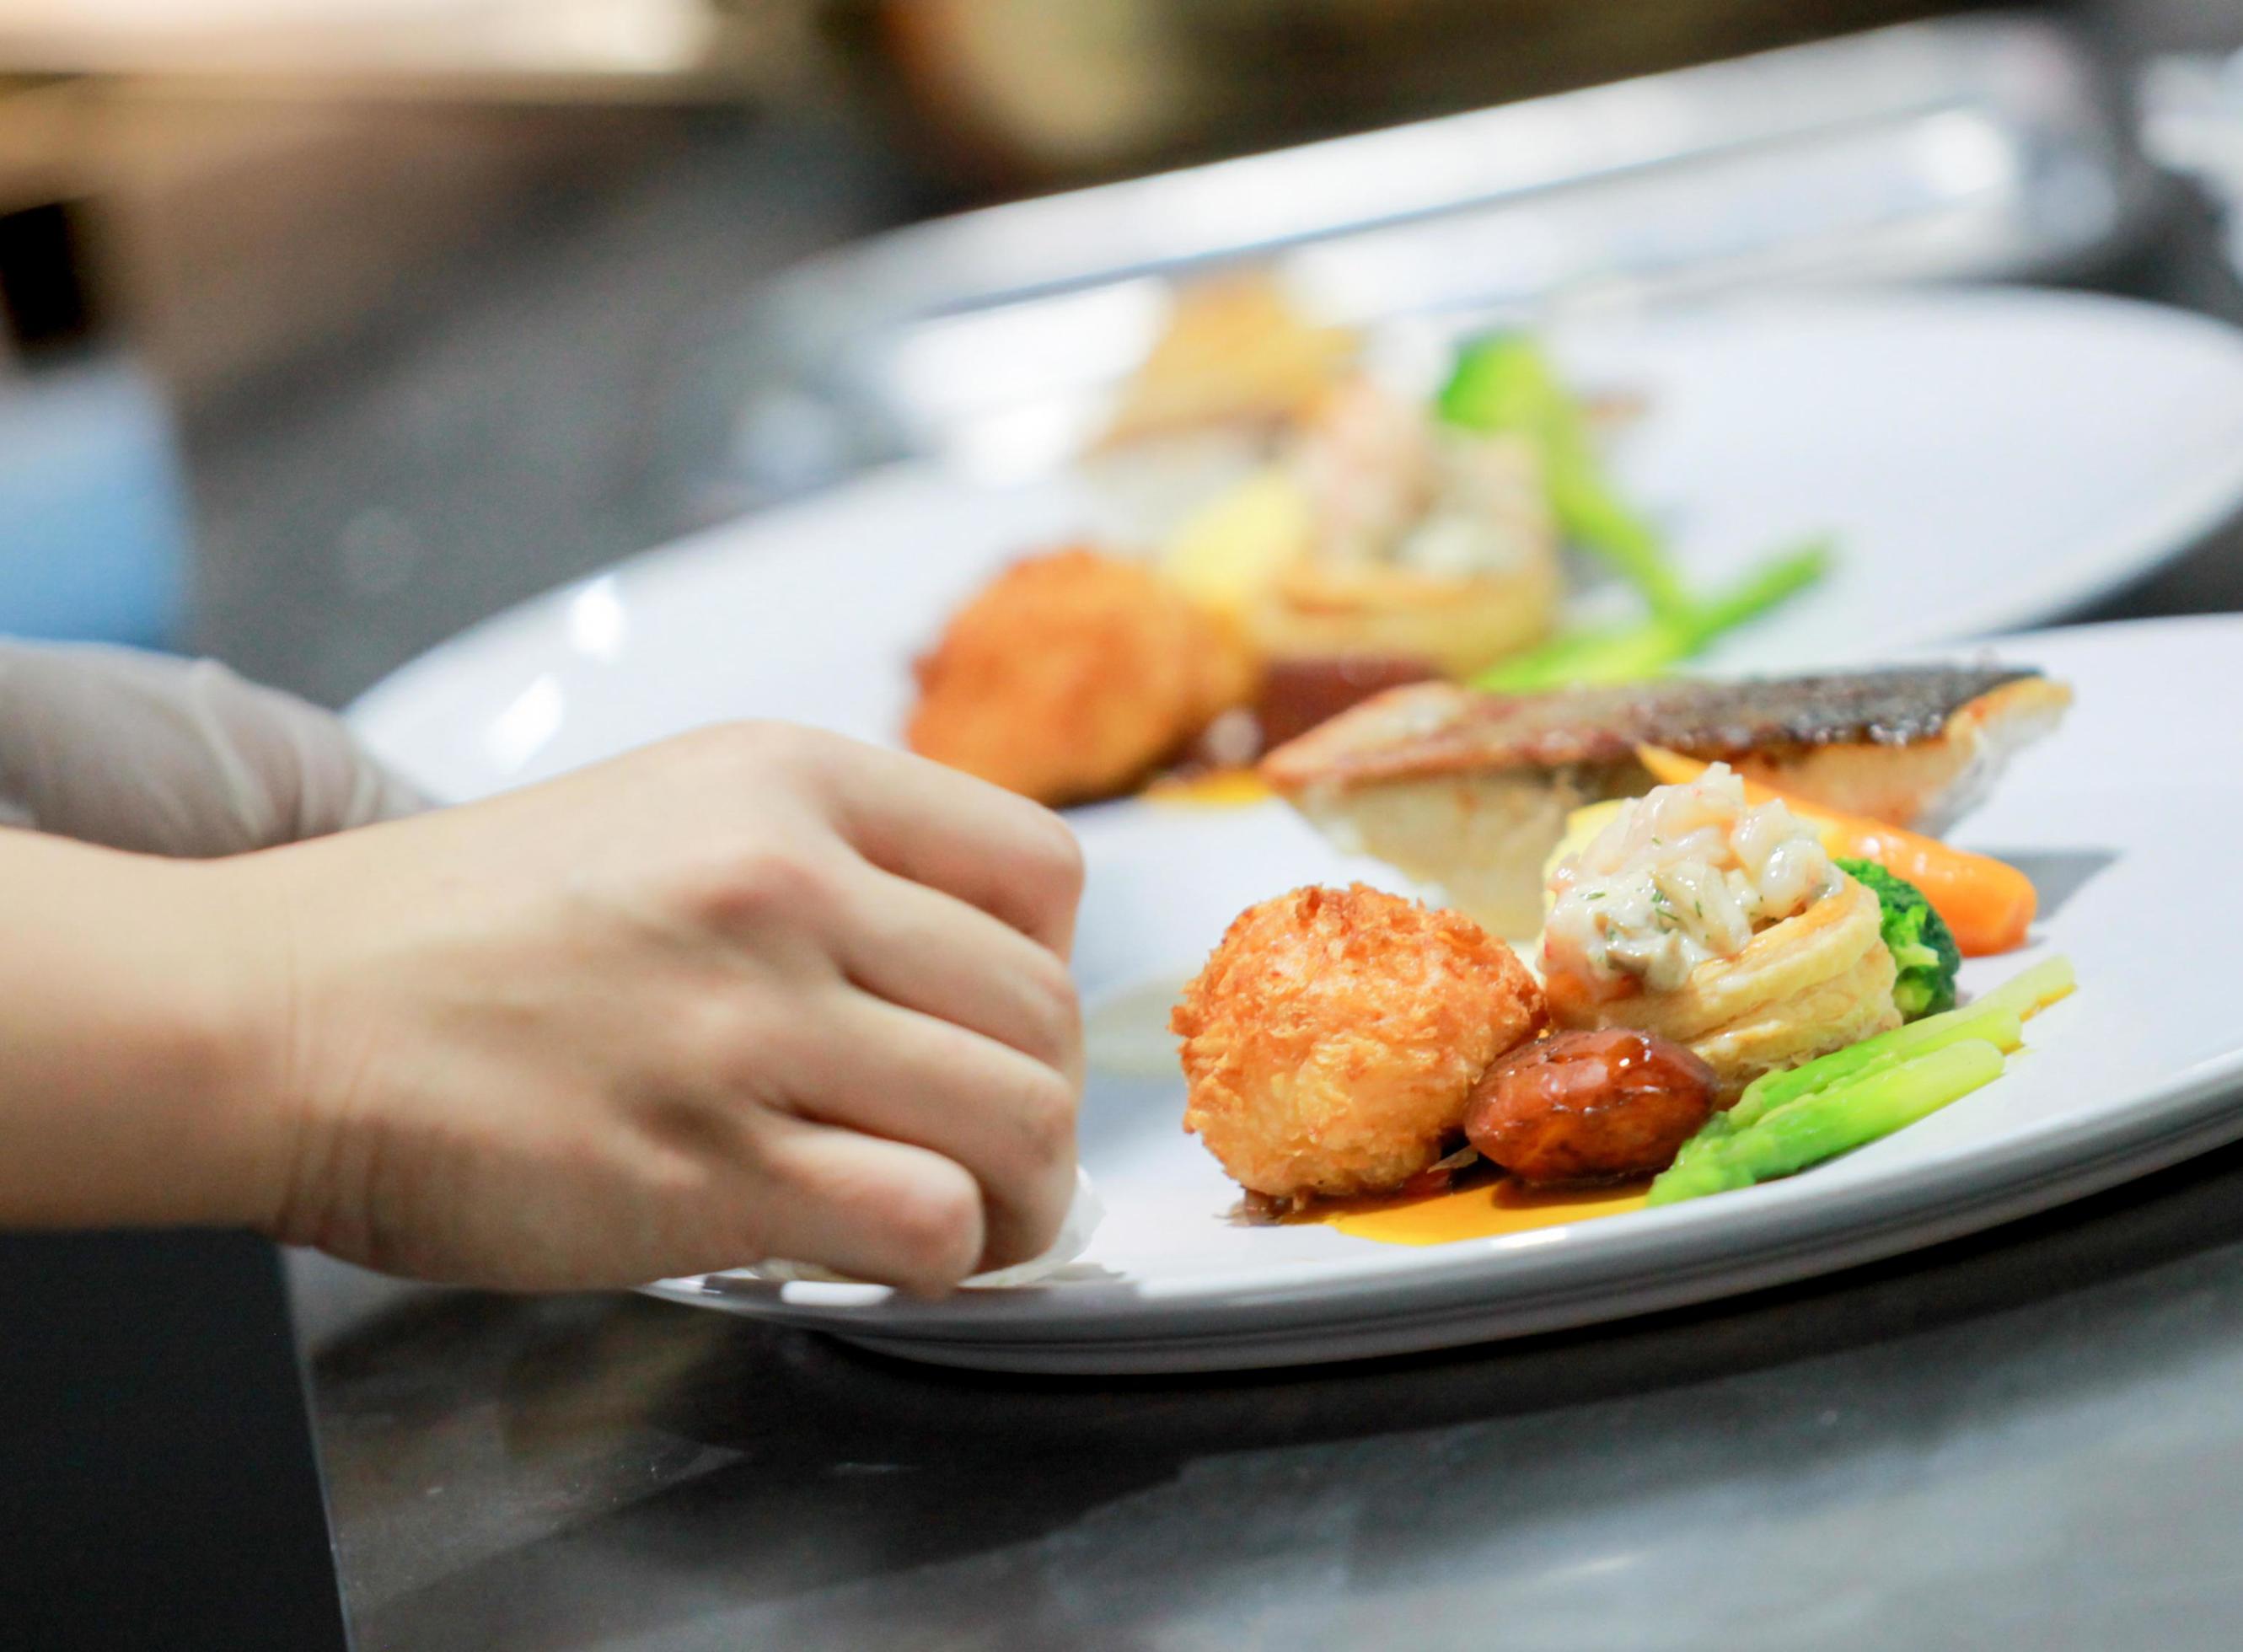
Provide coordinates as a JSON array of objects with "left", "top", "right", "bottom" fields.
[
  {"left": 681, "top": 13, "right": 2144, "bottom": 513},
  {"left": 350, "top": 285, "right": 2243, "bottom": 804}
]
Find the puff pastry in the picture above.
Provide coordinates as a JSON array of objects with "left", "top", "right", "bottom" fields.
[{"left": 1546, "top": 872, "right": 1900, "bottom": 1101}]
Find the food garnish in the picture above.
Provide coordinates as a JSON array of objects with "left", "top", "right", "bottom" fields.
[
  {"left": 1837, "top": 858, "right": 1961, "bottom": 1020},
  {"left": 1646, "top": 955, "right": 2074, "bottom": 1205},
  {"left": 1473, "top": 539, "right": 1831, "bottom": 694},
  {"left": 1541, "top": 763, "right": 1901, "bottom": 1098},
  {"left": 1439, "top": 333, "right": 1830, "bottom": 686},
  {"left": 1436, "top": 333, "right": 1691, "bottom": 620},
  {"left": 1101, "top": 274, "right": 1359, "bottom": 447},
  {"left": 1647, "top": 1039, "right": 2007, "bottom": 1206},
  {"left": 1637, "top": 746, "right": 2037, "bottom": 956}
]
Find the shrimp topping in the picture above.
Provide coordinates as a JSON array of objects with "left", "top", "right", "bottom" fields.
[
  {"left": 1544, "top": 763, "right": 1840, "bottom": 992},
  {"left": 1288, "top": 378, "right": 1545, "bottom": 576}
]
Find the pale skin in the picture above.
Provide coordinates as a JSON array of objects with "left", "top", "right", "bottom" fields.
[{"left": 0, "top": 722, "right": 1087, "bottom": 1296}]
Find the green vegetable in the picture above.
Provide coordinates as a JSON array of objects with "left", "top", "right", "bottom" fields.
[
  {"left": 1441, "top": 334, "right": 1834, "bottom": 692},
  {"left": 1648, "top": 953, "right": 2074, "bottom": 1207},
  {"left": 1836, "top": 858, "right": 1961, "bottom": 1021},
  {"left": 1724, "top": 1006, "right": 2023, "bottom": 1134},
  {"left": 1727, "top": 954, "right": 2070, "bottom": 1130},
  {"left": 1473, "top": 540, "right": 1830, "bottom": 693},
  {"left": 1437, "top": 334, "right": 1693, "bottom": 620},
  {"left": 1646, "top": 1039, "right": 2006, "bottom": 1205},
  {"left": 1970, "top": 954, "right": 2076, "bottom": 1023}
]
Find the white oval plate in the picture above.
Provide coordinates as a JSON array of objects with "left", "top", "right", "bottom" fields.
[
  {"left": 349, "top": 289, "right": 2243, "bottom": 802},
  {"left": 636, "top": 615, "right": 2243, "bottom": 1372}
]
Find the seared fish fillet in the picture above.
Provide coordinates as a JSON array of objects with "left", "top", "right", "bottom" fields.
[{"left": 1261, "top": 666, "right": 2070, "bottom": 938}]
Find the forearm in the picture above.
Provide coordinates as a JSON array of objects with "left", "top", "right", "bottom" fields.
[{"left": 0, "top": 830, "right": 282, "bottom": 1231}]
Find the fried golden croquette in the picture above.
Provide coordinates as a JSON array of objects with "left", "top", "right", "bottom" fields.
[
  {"left": 1172, "top": 883, "right": 1545, "bottom": 1204},
  {"left": 906, "top": 547, "right": 1256, "bottom": 806}
]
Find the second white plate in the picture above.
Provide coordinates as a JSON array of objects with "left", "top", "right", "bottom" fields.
[{"left": 351, "top": 288, "right": 2243, "bottom": 804}]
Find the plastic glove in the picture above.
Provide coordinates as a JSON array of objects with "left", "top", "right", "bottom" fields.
[{"left": 0, "top": 641, "right": 426, "bottom": 856}]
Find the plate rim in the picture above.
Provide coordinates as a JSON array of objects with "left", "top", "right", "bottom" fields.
[{"left": 770, "top": 1049, "right": 2243, "bottom": 1373}]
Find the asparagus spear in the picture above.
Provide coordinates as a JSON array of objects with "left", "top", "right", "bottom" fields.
[
  {"left": 1726, "top": 954, "right": 2072, "bottom": 1130},
  {"left": 1725, "top": 1006, "right": 2024, "bottom": 1132},
  {"left": 1647, "top": 1039, "right": 2007, "bottom": 1206},
  {"left": 1441, "top": 334, "right": 1835, "bottom": 690},
  {"left": 1473, "top": 540, "right": 1830, "bottom": 694},
  {"left": 1437, "top": 334, "right": 1693, "bottom": 620},
  {"left": 1969, "top": 954, "right": 2077, "bottom": 1023}
]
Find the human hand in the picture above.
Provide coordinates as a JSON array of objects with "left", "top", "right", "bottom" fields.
[
  {"left": 217, "top": 723, "right": 1085, "bottom": 1295},
  {"left": 0, "top": 641, "right": 425, "bottom": 855}
]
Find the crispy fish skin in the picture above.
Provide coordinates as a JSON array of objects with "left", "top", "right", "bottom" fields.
[
  {"left": 1260, "top": 666, "right": 2070, "bottom": 938},
  {"left": 1262, "top": 665, "right": 2059, "bottom": 792},
  {"left": 1726, "top": 674, "right": 2071, "bottom": 836}
]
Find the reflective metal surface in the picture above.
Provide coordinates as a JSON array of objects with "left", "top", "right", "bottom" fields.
[
  {"left": 711, "top": 14, "right": 2147, "bottom": 501},
  {"left": 296, "top": 1135, "right": 2243, "bottom": 1649}
]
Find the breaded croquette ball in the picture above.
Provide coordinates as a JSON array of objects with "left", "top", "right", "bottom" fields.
[
  {"left": 1172, "top": 883, "right": 1546, "bottom": 1204},
  {"left": 906, "top": 547, "right": 1256, "bottom": 807}
]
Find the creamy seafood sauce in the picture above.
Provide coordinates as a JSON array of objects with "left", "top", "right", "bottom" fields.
[
  {"left": 1291, "top": 379, "right": 1548, "bottom": 576},
  {"left": 1545, "top": 763, "right": 1840, "bottom": 991}
]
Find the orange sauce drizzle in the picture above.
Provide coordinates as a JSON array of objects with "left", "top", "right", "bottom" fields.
[
  {"left": 1320, "top": 1174, "right": 1650, "bottom": 1247},
  {"left": 1144, "top": 769, "right": 1272, "bottom": 808}
]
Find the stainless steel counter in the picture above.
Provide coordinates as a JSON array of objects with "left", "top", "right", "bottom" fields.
[
  {"left": 177, "top": 13, "right": 2243, "bottom": 1644},
  {"left": 292, "top": 1135, "right": 2243, "bottom": 1649}
]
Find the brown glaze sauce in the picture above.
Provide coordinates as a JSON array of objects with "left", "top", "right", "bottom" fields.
[{"left": 1164, "top": 652, "right": 1444, "bottom": 788}]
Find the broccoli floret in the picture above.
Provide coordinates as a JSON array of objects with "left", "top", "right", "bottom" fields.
[{"left": 1837, "top": 858, "right": 1961, "bottom": 1021}]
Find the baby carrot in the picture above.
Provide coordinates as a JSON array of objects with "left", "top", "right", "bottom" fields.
[{"left": 1635, "top": 746, "right": 2036, "bottom": 957}]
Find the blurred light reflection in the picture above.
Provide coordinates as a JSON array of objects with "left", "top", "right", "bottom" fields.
[
  {"left": 485, "top": 673, "right": 565, "bottom": 775},
  {"left": 566, "top": 576, "right": 629, "bottom": 662}
]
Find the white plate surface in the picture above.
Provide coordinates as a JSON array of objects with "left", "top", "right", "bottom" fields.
[
  {"left": 629, "top": 615, "right": 2240, "bottom": 1371},
  {"left": 351, "top": 289, "right": 2243, "bottom": 803}
]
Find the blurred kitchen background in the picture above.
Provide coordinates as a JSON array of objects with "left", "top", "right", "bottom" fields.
[{"left": 8, "top": 0, "right": 2243, "bottom": 707}]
